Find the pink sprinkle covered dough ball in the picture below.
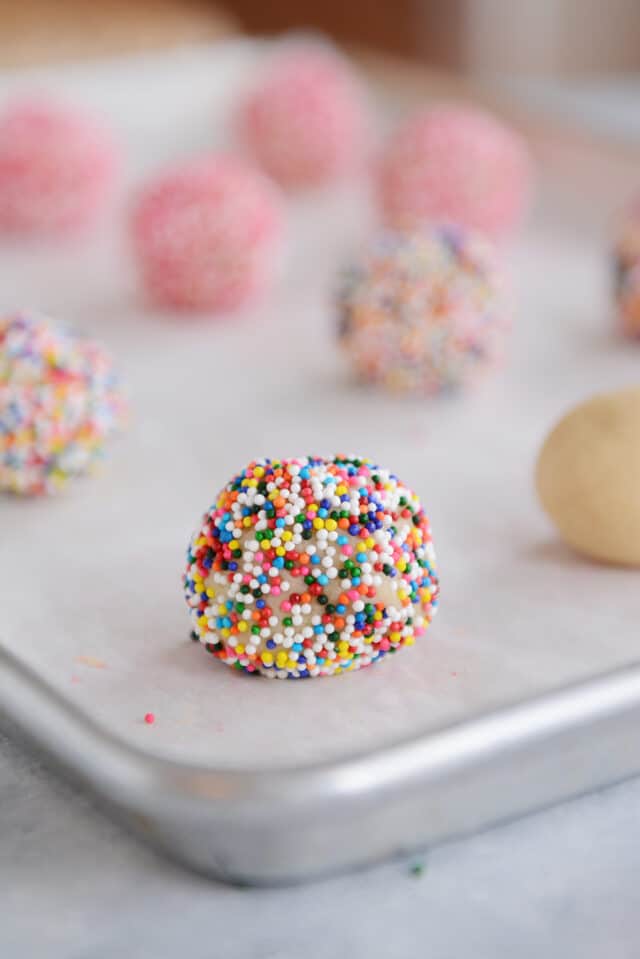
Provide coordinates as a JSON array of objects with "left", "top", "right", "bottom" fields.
[
  {"left": 236, "top": 45, "right": 370, "bottom": 188},
  {"left": 0, "top": 98, "right": 119, "bottom": 235},
  {"left": 378, "top": 105, "right": 532, "bottom": 239},
  {"left": 131, "top": 156, "right": 285, "bottom": 313}
]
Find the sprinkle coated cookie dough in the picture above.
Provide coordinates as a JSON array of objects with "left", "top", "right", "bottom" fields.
[
  {"left": 131, "top": 155, "right": 285, "bottom": 313},
  {"left": 338, "top": 225, "right": 507, "bottom": 395},
  {"left": 613, "top": 199, "right": 640, "bottom": 339},
  {"left": 0, "top": 312, "right": 125, "bottom": 495},
  {"left": 236, "top": 44, "right": 370, "bottom": 189},
  {"left": 184, "top": 456, "right": 439, "bottom": 679},
  {"left": 0, "top": 98, "right": 119, "bottom": 236},
  {"left": 377, "top": 104, "right": 531, "bottom": 239}
]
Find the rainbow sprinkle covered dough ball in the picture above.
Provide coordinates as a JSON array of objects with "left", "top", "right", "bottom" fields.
[
  {"left": 614, "top": 200, "right": 640, "bottom": 339},
  {"left": 377, "top": 105, "right": 531, "bottom": 239},
  {"left": 338, "top": 226, "right": 507, "bottom": 394},
  {"left": 131, "top": 156, "right": 284, "bottom": 313},
  {"left": 184, "top": 456, "right": 439, "bottom": 679},
  {"left": 0, "top": 313, "right": 125, "bottom": 496},
  {"left": 0, "top": 98, "right": 119, "bottom": 236},
  {"left": 236, "top": 45, "right": 370, "bottom": 189}
]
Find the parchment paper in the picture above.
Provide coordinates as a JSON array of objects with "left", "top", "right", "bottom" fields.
[{"left": 1, "top": 43, "right": 639, "bottom": 769}]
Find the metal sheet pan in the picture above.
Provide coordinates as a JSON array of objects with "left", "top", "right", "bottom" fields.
[{"left": 1, "top": 41, "right": 640, "bottom": 884}]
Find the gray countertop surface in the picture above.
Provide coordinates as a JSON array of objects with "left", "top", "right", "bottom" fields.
[
  {"left": 2, "top": 725, "right": 640, "bottom": 959},
  {"left": 3, "top": 72, "right": 640, "bottom": 958}
]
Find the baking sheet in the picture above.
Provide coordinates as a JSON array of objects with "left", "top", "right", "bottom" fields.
[{"left": 1, "top": 42, "right": 640, "bottom": 770}]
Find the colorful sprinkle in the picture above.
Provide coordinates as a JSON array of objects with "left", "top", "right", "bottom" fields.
[
  {"left": 0, "top": 312, "right": 126, "bottom": 496},
  {"left": 338, "top": 226, "right": 508, "bottom": 394},
  {"left": 144, "top": 712, "right": 155, "bottom": 725},
  {"left": 184, "top": 456, "right": 439, "bottom": 680}
]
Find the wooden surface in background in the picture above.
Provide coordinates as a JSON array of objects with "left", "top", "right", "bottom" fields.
[
  {"left": 0, "top": 0, "right": 237, "bottom": 67},
  {"left": 226, "top": 0, "right": 420, "bottom": 58}
]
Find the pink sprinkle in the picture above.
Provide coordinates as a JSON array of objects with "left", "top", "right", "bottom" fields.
[
  {"left": 341, "top": 544, "right": 353, "bottom": 556},
  {"left": 144, "top": 712, "right": 155, "bottom": 725},
  {"left": 281, "top": 600, "right": 292, "bottom": 612}
]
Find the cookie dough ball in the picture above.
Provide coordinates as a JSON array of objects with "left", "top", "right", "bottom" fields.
[
  {"left": 0, "top": 312, "right": 125, "bottom": 495},
  {"left": 377, "top": 105, "right": 531, "bottom": 239},
  {"left": 236, "top": 45, "right": 370, "bottom": 189},
  {"left": 0, "top": 98, "right": 119, "bottom": 235},
  {"left": 184, "top": 456, "right": 439, "bottom": 679},
  {"left": 536, "top": 388, "right": 640, "bottom": 566},
  {"left": 131, "top": 156, "right": 285, "bottom": 313},
  {"left": 338, "top": 225, "right": 508, "bottom": 394},
  {"left": 613, "top": 200, "right": 640, "bottom": 339}
]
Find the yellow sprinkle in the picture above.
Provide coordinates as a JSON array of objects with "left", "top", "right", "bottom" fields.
[
  {"left": 206, "top": 588, "right": 216, "bottom": 598},
  {"left": 261, "top": 652, "right": 274, "bottom": 666},
  {"left": 237, "top": 621, "right": 248, "bottom": 632},
  {"left": 275, "top": 546, "right": 285, "bottom": 556},
  {"left": 235, "top": 644, "right": 245, "bottom": 655},
  {"left": 325, "top": 519, "right": 337, "bottom": 532},
  {"left": 404, "top": 635, "right": 415, "bottom": 646},
  {"left": 282, "top": 531, "right": 292, "bottom": 542},
  {"left": 221, "top": 628, "right": 231, "bottom": 639},
  {"left": 253, "top": 466, "right": 265, "bottom": 478},
  {"left": 229, "top": 540, "right": 239, "bottom": 550},
  {"left": 276, "top": 651, "right": 288, "bottom": 668},
  {"left": 313, "top": 518, "right": 324, "bottom": 530}
]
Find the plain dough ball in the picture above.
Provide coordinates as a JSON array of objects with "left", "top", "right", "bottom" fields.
[{"left": 536, "top": 387, "right": 640, "bottom": 566}]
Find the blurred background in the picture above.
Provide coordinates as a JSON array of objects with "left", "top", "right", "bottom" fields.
[
  {"left": 2, "top": 0, "right": 640, "bottom": 74},
  {"left": 3, "top": 0, "right": 640, "bottom": 148}
]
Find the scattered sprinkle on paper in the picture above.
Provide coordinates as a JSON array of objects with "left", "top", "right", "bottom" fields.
[{"left": 75, "top": 655, "right": 107, "bottom": 670}]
